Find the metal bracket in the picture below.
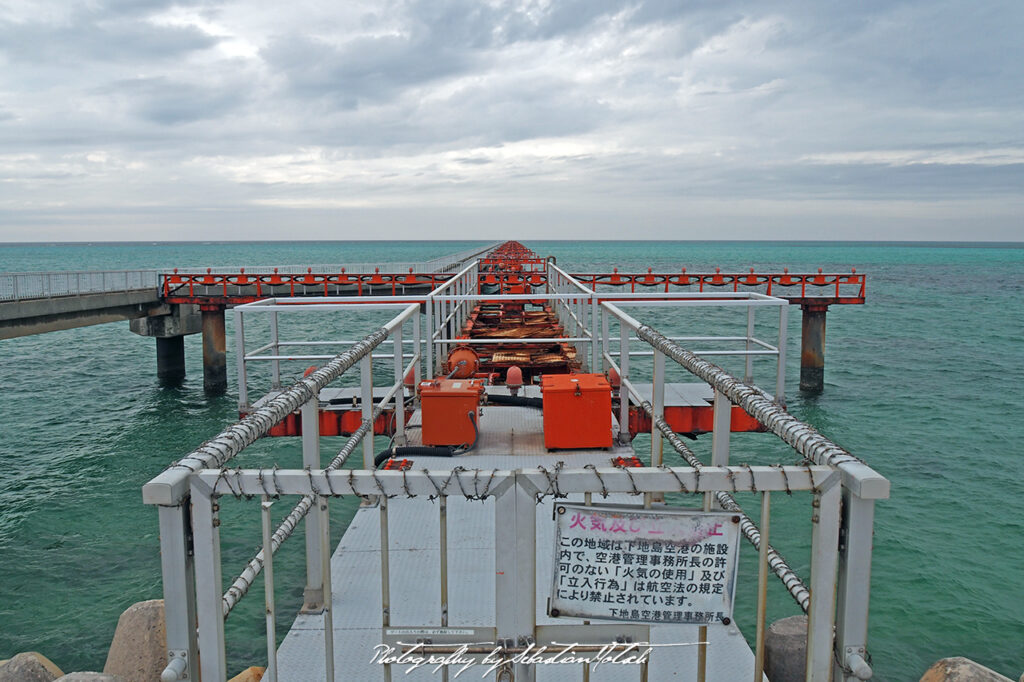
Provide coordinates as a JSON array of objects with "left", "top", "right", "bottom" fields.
[{"left": 160, "top": 650, "right": 188, "bottom": 681}]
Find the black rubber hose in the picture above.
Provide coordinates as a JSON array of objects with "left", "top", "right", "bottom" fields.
[
  {"left": 374, "top": 445, "right": 458, "bottom": 467},
  {"left": 486, "top": 394, "right": 543, "bottom": 409}
]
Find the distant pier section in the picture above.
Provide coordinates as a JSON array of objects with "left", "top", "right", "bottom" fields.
[{"left": 1, "top": 244, "right": 863, "bottom": 393}]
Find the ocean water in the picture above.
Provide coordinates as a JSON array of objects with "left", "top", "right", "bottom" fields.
[{"left": 0, "top": 240, "right": 1022, "bottom": 680}]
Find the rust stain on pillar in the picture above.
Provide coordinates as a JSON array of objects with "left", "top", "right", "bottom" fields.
[
  {"left": 201, "top": 305, "right": 227, "bottom": 394},
  {"left": 800, "top": 304, "right": 828, "bottom": 393}
]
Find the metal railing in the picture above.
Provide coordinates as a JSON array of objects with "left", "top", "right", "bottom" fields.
[
  {"left": 0, "top": 270, "right": 159, "bottom": 302},
  {"left": 144, "top": 253, "right": 887, "bottom": 682}
]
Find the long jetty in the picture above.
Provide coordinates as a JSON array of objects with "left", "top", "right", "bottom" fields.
[{"left": 0, "top": 243, "right": 863, "bottom": 393}]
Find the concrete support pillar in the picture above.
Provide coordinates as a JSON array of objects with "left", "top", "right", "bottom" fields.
[
  {"left": 201, "top": 305, "right": 227, "bottom": 394},
  {"left": 156, "top": 335, "right": 185, "bottom": 383},
  {"left": 800, "top": 304, "right": 828, "bottom": 393}
]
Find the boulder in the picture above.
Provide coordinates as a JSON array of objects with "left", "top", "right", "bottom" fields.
[
  {"left": 55, "top": 675, "right": 127, "bottom": 682},
  {"left": 920, "top": 657, "right": 1013, "bottom": 682},
  {"left": 0, "top": 652, "right": 64, "bottom": 682},
  {"left": 103, "top": 599, "right": 167, "bottom": 682},
  {"left": 228, "top": 668, "right": 265, "bottom": 682},
  {"left": 764, "top": 615, "right": 807, "bottom": 682}
]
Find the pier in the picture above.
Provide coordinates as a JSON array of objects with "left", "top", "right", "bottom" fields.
[{"left": 142, "top": 241, "right": 887, "bottom": 682}]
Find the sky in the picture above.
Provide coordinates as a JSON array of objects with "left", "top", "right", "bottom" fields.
[{"left": 0, "top": 0, "right": 1022, "bottom": 242}]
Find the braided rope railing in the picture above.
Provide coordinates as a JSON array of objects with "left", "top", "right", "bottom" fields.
[
  {"left": 635, "top": 324, "right": 863, "bottom": 469},
  {"left": 165, "top": 328, "right": 388, "bottom": 478},
  {"left": 640, "top": 398, "right": 811, "bottom": 613},
  {"left": 222, "top": 410, "right": 382, "bottom": 616}
]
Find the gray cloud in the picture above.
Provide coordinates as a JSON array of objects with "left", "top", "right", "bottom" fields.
[{"left": 0, "top": 0, "right": 1021, "bottom": 241}]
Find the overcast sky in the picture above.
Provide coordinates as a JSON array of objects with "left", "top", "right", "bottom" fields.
[{"left": 1, "top": 0, "right": 1021, "bottom": 242}]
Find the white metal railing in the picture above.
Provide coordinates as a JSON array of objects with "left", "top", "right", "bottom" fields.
[
  {"left": 0, "top": 270, "right": 159, "bottom": 302},
  {"left": 144, "top": 253, "right": 888, "bottom": 682}
]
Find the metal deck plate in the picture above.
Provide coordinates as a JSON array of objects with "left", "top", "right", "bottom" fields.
[
  {"left": 633, "top": 382, "right": 715, "bottom": 407},
  {"left": 275, "top": 405, "right": 763, "bottom": 681}
]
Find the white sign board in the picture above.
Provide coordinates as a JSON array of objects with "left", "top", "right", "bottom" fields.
[{"left": 549, "top": 504, "right": 741, "bottom": 625}]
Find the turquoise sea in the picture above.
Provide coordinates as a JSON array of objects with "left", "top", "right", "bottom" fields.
[{"left": 1, "top": 240, "right": 1022, "bottom": 680}]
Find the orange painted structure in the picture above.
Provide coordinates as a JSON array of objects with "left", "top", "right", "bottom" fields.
[
  {"left": 418, "top": 379, "right": 484, "bottom": 447},
  {"left": 540, "top": 374, "right": 613, "bottom": 449},
  {"left": 237, "top": 239, "right": 864, "bottom": 438}
]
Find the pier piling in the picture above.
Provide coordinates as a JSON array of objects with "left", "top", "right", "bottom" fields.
[
  {"left": 201, "top": 305, "right": 227, "bottom": 394},
  {"left": 800, "top": 304, "right": 828, "bottom": 393},
  {"left": 156, "top": 336, "right": 186, "bottom": 383}
]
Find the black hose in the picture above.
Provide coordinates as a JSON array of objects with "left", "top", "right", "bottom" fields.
[
  {"left": 375, "top": 410, "right": 480, "bottom": 467},
  {"left": 486, "top": 394, "right": 543, "bottom": 409},
  {"left": 374, "top": 445, "right": 457, "bottom": 467}
]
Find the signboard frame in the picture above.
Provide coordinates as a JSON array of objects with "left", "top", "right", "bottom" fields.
[{"left": 548, "top": 503, "right": 741, "bottom": 625}]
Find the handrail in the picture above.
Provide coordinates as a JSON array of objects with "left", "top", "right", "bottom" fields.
[
  {"left": 142, "top": 322, "right": 398, "bottom": 506},
  {"left": 0, "top": 270, "right": 158, "bottom": 302}
]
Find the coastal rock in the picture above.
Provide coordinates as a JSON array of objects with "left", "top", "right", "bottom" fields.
[
  {"left": 764, "top": 615, "right": 807, "bottom": 682},
  {"left": 103, "top": 599, "right": 166, "bottom": 682},
  {"left": 0, "top": 652, "right": 64, "bottom": 682},
  {"left": 919, "top": 657, "right": 1013, "bottom": 682},
  {"left": 228, "top": 667, "right": 265, "bottom": 682},
  {"left": 55, "top": 674, "right": 127, "bottom": 682}
]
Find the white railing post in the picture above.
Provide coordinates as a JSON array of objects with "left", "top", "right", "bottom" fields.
[
  {"left": 495, "top": 476, "right": 536, "bottom": 682},
  {"left": 834, "top": 491, "right": 877, "bottom": 681},
  {"left": 745, "top": 305, "right": 755, "bottom": 383},
  {"left": 361, "top": 354, "right": 374, "bottom": 469},
  {"left": 776, "top": 302, "right": 788, "bottom": 406},
  {"left": 234, "top": 308, "right": 247, "bottom": 410},
  {"left": 651, "top": 349, "right": 665, "bottom": 467},
  {"left": 619, "top": 322, "right": 630, "bottom": 445},
  {"left": 807, "top": 480, "right": 841, "bottom": 682},
  {"left": 392, "top": 323, "right": 405, "bottom": 446},
  {"left": 157, "top": 504, "right": 199, "bottom": 682},
  {"left": 302, "top": 398, "right": 324, "bottom": 612},
  {"left": 270, "top": 309, "right": 281, "bottom": 389},
  {"left": 191, "top": 479, "right": 227, "bottom": 682},
  {"left": 412, "top": 313, "right": 422, "bottom": 402}
]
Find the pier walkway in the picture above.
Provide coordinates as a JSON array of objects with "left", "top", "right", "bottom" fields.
[{"left": 143, "top": 243, "right": 888, "bottom": 682}]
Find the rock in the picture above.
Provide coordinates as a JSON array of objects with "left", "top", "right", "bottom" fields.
[
  {"left": 920, "top": 657, "right": 1013, "bottom": 682},
  {"left": 228, "top": 667, "right": 265, "bottom": 682},
  {"left": 764, "top": 615, "right": 807, "bottom": 682},
  {"left": 103, "top": 599, "right": 167, "bottom": 682},
  {"left": 55, "top": 674, "right": 127, "bottom": 682},
  {"left": 0, "top": 652, "right": 64, "bottom": 682}
]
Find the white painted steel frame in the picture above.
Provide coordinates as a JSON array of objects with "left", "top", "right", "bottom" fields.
[{"left": 189, "top": 466, "right": 838, "bottom": 682}]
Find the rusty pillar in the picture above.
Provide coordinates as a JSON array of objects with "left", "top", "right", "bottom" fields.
[
  {"left": 800, "top": 304, "right": 828, "bottom": 393},
  {"left": 201, "top": 305, "right": 227, "bottom": 394},
  {"left": 156, "top": 335, "right": 186, "bottom": 384}
]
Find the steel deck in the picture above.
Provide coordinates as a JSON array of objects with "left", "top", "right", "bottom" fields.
[{"left": 275, "top": 406, "right": 762, "bottom": 681}]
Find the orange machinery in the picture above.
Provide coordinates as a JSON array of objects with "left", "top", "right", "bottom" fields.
[
  {"left": 540, "top": 374, "right": 613, "bottom": 449},
  {"left": 418, "top": 379, "right": 485, "bottom": 447}
]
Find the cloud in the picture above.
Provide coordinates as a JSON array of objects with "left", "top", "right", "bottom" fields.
[{"left": 0, "top": 0, "right": 1021, "bottom": 241}]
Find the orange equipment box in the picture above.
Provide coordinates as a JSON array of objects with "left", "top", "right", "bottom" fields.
[
  {"left": 540, "top": 373, "right": 613, "bottom": 449},
  {"left": 419, "top": 379, "right": 485, "bottom": 447}
]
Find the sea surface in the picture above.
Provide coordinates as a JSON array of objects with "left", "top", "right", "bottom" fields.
[{"left": 1, "top": 240, "right": 1022, "bottom": 680}]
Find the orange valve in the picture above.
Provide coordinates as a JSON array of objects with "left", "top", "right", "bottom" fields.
[{"left": 446, "top": 345, "right": 480, "bottom": 379}]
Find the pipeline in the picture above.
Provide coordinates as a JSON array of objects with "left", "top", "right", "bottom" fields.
[
  {"left": 639, "top": 399, "right": 811, "bottom": 613},
  {"left": 635, "top": 324, "right": 863, "bottom": 469}
]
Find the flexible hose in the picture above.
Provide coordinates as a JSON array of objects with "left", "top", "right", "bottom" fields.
[{"left": 486, "top": 394, "right": 543, "bottom": 409}]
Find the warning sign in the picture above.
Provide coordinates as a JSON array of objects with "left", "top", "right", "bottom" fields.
[{"left": 549, "top": 504, "right": 740, "bottom": 625}]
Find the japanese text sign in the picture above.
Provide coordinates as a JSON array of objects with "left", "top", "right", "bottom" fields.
[{"left": 549, "top": 504, "right": 740, "bottom": 625}]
